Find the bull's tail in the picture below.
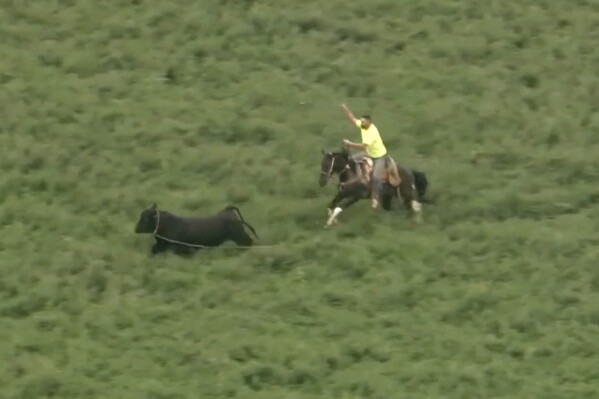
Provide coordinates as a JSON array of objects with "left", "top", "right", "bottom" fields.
[
  {"left": 223, "top": 205, "right": 260, "bottom": 240},
  {"left": 242, "top": 220, "right": 259, "bottom": 240}
]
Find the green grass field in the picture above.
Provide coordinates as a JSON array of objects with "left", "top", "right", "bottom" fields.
[{"left": 2, "top": 1, "right": 599, "bottom": 398}]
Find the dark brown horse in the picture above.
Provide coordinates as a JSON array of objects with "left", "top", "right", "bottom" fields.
[{"left": 319, "top": 148, "right": 427, "bottom": 226}]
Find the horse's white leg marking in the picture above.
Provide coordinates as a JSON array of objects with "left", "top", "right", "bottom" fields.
[
  {"left": 326, "top": 207, "right": 343, "bottom": 226},
  {"left": 410, "top": 182, "right": 422, "bottom": 213},
  {"left": 411, "top": 200, "right": 422, "bottom": 213}
]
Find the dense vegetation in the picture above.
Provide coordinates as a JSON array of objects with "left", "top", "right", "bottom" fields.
[{"left": 1, "top": 0, "right": 599, "bottom": 398}]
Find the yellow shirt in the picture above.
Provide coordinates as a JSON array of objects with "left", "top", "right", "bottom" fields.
[{"left": 355, "top": 120, "right": 387, "bottom": 158}]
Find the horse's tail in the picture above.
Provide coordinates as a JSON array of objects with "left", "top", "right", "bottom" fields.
[{"left": 223, "top": 205, "right": 260, "bottom": 240}]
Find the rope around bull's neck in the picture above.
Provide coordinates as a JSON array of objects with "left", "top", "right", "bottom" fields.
[{"left": 152, "top": 210, "right": 278, "bottom": 249}]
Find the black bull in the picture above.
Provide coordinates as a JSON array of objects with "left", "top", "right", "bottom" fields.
[{"left": 134, "top": 203, "right": 259, "bottom": 255}]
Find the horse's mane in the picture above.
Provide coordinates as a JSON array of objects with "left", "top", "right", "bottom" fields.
[
  {"left": 337, "top": 150, "right": 357, "bottom": 171},
  {"left": 332, "top": 150, "right": 363, "bottom": 183}
]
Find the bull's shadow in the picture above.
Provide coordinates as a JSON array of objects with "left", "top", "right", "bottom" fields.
[{"left": 134, "top": 203, "right": 260, "bottom": 256}]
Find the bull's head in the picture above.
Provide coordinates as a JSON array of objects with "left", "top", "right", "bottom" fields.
[{"left": 135, "top": 203, "right": 158, "bottom": 234}]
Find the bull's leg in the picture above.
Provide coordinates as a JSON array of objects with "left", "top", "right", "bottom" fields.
[
  {"left": 151, "top": 238, "right": 169, "bottom": 255},
  {"left": 232, "top": 231, "right": 254, "bottom": 247},
  {"left": 173, "top": 244, "right": 196, "bottom": 256},
  {"left": 229, "top": 222, "right": 254, "bottom": 247}
]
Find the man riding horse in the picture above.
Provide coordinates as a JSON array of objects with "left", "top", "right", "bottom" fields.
[{"left": 339, "top": 103, "right": 401, "bottom": 209}]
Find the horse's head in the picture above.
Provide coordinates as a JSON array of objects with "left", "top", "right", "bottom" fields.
[
  {"left": 319, "top": 148, "right": 351, "bottom": 187},
  {"left": 135, "top": 203, "right": 158, "bottom": 234}
]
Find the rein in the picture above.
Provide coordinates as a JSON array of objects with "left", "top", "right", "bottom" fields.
[
  {"left": 320, "top": 156, "right": 336, "bottom": 178},
  {"left": 152, "top": 210, "right": 277, "bottom": 249},
  {"left": 321, "top": 155, "right": 354, "bottom": 181}
]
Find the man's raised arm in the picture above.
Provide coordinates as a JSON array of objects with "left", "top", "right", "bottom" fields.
[{"left": 340, "top": 104, "right": 358, "bottom": 125}]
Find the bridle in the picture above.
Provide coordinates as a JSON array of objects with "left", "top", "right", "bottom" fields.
[
  {"left": 320, "top": 154, "right": 336, "bottom": 180},
  {"left": 320, "top": 153, "right": 353, "bottom": 183}
]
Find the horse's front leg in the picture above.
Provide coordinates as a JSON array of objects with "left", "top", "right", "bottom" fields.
[
  {"left": 326, "top": 195, "right": 361, "bottom": 227},
  {"left": 327, "top": 189, "right": 345, "bottom": 223},
  {"left": 326, "top": 184, "right": 366, "bottom": 227}
]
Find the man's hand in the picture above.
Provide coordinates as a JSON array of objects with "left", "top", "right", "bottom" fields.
[
  {"left": 339, "top": 103, "right": 356, "bottom": 124},
  {"left": 343, "top": 139, "right": 368, "bottom": 150}
]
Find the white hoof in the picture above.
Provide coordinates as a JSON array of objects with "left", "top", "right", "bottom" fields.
[
  {"left": 411, "top": 200, "right": 422, "bottom": 213},
  {"left": 326, "top": 207, "right": 342, "bottom": 226}
]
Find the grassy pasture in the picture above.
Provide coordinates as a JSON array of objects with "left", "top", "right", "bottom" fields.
[{"left": 1, "top": 0, "right": 599, "bottom": 398}]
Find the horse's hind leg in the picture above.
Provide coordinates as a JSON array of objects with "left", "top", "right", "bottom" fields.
[
  {"left": 380, "top": 184, "right": 395, "bottom": 211},
  {"left": 399, "top": 183, "right": 422, "bottom": 221},
  {"left": 409, "top": 183, "right": 423, "bottom": 216},
  {"left": 381, "top": 193, "right": 392, "bottom": 211}
]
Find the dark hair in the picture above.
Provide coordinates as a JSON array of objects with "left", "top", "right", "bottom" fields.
[{"left": 361, "top": 115, "right": 371, "bottom": 121}]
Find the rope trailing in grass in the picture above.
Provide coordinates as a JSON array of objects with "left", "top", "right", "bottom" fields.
[{"left": 153, "top": 233, "right": 279, "bottom": 249}]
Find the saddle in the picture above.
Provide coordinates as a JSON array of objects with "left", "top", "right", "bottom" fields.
[{"left": 355, "top": 155, "right": 401, "bottom": 187}]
